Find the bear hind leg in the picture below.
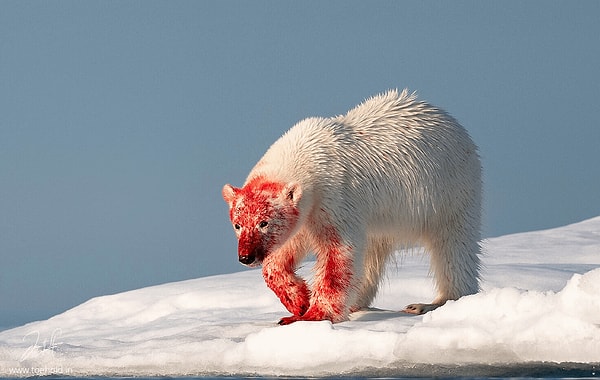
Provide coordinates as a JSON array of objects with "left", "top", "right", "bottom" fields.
[
  {"left": 404, "top": 222, "right": 481, "bottom": 315},
  {"left": 350, "top": 236, "right": 393, "bottom": 312}
]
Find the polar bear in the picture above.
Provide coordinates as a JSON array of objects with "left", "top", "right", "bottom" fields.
[{"left": 222, "top": 89, "right": 482, "bottom": 325}]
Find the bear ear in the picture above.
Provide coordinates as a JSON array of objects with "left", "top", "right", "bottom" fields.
[
  {"left": 222, "top": 184, "right": 239, "bottom": 206},
  {"left": 282, "top": 182, "right": 302, "bottom": 205}
]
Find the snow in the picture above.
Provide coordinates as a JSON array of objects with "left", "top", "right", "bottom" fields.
[{"left": 1, "top": 217, "right": 599, "bottom": 377}]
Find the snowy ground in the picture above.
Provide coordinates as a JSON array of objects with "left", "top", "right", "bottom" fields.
[{"left": 1, "top": 217, "right": 599, "bottom": 378}]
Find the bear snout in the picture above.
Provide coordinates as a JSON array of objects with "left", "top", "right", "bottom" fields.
[
  {"left": 238, "top": 253, "right": 256, "bottom": 266},
  {"left": 238, "top": 246, "right": 265, "bottom": 267}
]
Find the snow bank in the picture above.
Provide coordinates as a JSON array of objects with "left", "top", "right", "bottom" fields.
[{"left": 1, "top": 217, "right": 599, "bottom": 377}]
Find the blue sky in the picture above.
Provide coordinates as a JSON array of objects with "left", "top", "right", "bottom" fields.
[{"left": 1, "top": 1, "right": 598, "bottom": 328}]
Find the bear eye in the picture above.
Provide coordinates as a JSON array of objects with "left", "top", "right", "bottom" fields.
[
  {"left": 234, "top": 223, "right": 241, "bottom": 230},
  {"left": 258, "top": 221, "right": 268, "bottom": 228}
]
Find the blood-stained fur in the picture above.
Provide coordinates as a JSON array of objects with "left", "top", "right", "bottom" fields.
[{"left": 223, "top": 89, "right": 482, "bottom": 324}]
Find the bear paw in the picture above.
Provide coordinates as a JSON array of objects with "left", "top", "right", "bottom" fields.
[
  {"left": 278, "top": 315, "right": 304, "bottom": 325},
  {"left": 278, "top": 314, "right": 333, "bottom": 325},
  {"left": 277, "top": 305, "right": 347, "bottom": 325},
  {"left": 402, "top": 302, "right": 443, "bottom": 315}
]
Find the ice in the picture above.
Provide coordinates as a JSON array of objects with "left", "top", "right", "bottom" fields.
[{"left": 1, "top": 217, "right": 599, "bottom": 377}]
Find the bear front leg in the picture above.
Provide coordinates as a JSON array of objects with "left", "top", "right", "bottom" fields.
[
  {"left": 262, "top": 249, "right": 310, "bottom": 318},
  {"left": 279, "top": 237, "right": 355, "bottom": 325}
]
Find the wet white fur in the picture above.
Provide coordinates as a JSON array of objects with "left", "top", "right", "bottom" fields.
[{"left": 247, "top": 89, "right": 482, "bottom": 310}]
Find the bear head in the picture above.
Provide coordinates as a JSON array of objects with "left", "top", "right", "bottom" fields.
[{"left": 222, "top": 178, "right": 303, "bottom": 267}]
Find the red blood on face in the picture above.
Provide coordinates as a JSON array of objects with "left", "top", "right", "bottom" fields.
[{"left": 228, "top": 178, "right": 299, "bottom": 266}]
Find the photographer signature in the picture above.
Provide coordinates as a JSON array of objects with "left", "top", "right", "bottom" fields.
[{"left": 19, "top": 328, "right": 63, "bottom": 362}]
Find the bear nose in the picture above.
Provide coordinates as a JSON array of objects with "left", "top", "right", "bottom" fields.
[{"left": 239, "top": 254, "right": 256, "bottom": 266}]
